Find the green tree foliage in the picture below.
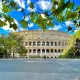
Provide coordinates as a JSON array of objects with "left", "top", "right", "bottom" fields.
[
  {"left": 61, "top": 30, "right": 80, "bottom": 58},
  {"left": 0, "top": 0, "right": 80, "bottom": 31},
  {"left": 0, "top": 33, "right": 27, "bottom": 58}
]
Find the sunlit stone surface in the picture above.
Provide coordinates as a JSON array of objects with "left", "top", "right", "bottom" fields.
[{"left": 14, "top": 30, "right": 70, "bottom": 58}]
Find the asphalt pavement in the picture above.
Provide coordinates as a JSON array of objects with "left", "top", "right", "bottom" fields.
[{"left": 0, "top": 58, "right": 80, "bottom": 80}]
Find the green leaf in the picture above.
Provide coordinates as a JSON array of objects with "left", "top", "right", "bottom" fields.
[
  {"left": 73, "top": 20, "right": 77, "bottom": 24},
  {"left": 2, "top": 3, "right": 9, "bottom": 13},
  {"left": 20, "top": 20, "right": 28, "bottom": 28},
  {"left": 76, "top": 6, "right": 80, "bottom": 11},
  {"left": 66, "top": 11, "right": 77, "bottom": 20},
  {"left": 8, "top": 1, "right": 18, "bottom": 10},
  {"left": 2, "top": 13, "right": 14, "bottom": 22},
  {"left": 10, "top": 23, "right": 18, "bottom": 30},
  {"left": 57, "top": 15, "right": 65, "bottom": 22},
  {"left": 66, "top": 2, "right": 74, "bottom": 10},
  {"left": 0, "top": 20, "right": 7, "bottom": 27},
  {"left": 51, "top": 6, "right": 56, "bottom": 12},
  {"left": 58, "top": 0, "right": 64, "bottom": 7},
  {"left": 68, "top": 26, "right": 72, "bottom": 31},
  {"left": 47, "top": 20, "right": 54, "bottom": 26},
  {"left": 30, "top": 12, "right": 34, "bottom": 22},
  {"left": 8, "top": 7, "right": 13, "bottom": 12},
  {"left": 53, "top": 1, "right": 58, "bottom": 5},
  {"left": 30, "top": 2, "right": 34, "bottom": 9}
]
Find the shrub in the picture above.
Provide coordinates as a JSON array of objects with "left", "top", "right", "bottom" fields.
[
  {"left": 43, "top": 55, "right": 46, "bottom": 59},
  {"left": 29, "top": 55, "right": 41, "bottom": 58}
]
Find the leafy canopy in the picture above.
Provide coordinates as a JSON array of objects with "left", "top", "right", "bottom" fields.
[
  {"left": 0, "top": 33, "right": 27, "bottom": 57},
  {"left": 0, "top": 0, "right": 80, "bottom": 31},
  {"left": 62, "top": 30, "right": 80, "bottom": 58}
]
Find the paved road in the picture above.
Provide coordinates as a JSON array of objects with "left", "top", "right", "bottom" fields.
[{"left": 0, "top": 58, "right": 80, "bottom": 80}]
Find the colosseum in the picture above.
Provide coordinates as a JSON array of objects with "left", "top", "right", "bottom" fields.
[{"left": 16, "top": 30, "right": 70, "bottom": 58}]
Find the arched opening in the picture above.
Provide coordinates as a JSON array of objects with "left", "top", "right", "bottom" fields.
[
  {"left": 33, "top": 41, "right": 36, "bottom": 46},
  {"left": 37, "top": 49, "right": 41, "bottom": 53},
  {"left": 46, "top": 49, "right": 49, "bottom": 53},
  {"left": 37, "top": 41, "right": 40, "bottom": 46},
  {"left": 58, "top": 42, "right": 60, "bottom": 46},
  {"left": 51, "top": 42, "right": 53, "bottom": 46},
  {"left": 55, "top": 42, "right": 57, "bottom": 46},
  {"left": 62, "top": 49, "right": 63, "bottom": 52},
  {"left": 55, "top": 49, "right": 57, "bottom": 53},
  {"left": 33, "top": 49, "right": 36, "bottom": 53},
  {"left": 58, "top": 49, "right": 61, "bottom": 53},
  {"left": 51, "top": 49, "right": 53, "bottom": 53},
  {"left": 25, "top": 42, "right": 27, "bottom": 46},
  {"left": 29, "top": 42, "right": 31, "bottom": 46},
  {"left": 42, "top": 41, "right": 45, "bottom": 46},
  {"left": 46, "top": 41, "right": 49, "bottom": 46},
  {"left": 42, "top": 49, "right": 45, "bottom": 53},
  {"left": 29, "top": 49, "right": 32, "bottom": 53}
]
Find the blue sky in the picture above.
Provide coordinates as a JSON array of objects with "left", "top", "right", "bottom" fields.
[{"left": 0, "top": 0, "right": 80, "bottom": 35}]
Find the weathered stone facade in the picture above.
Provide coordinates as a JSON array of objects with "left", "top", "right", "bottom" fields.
[{"left": 16, "top": 30, "right": 70, "bottom": 58}]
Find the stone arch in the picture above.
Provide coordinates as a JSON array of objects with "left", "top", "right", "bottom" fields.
[
  {"left": 26, "top": 42, "right": 27, "bottom": 46},
  {"left": 37, "top": 49, "right": 41, "bottom": 53},
  {"left": 51, "top": 42, "right": 53, "bottom": 46},
  {"left": 33, "top": 49, "right": 36, "bottom": 53},
  {"left": 55, "top": 42, "right": 57, "bottom": 46},
  {"left": 46, "top": 41, "right": 49, "bottom": 46},
  {"left": 58, "top": 42, "right": 60, "bottom": 46},
  {"left": 58, "top": 49, "right": 61, "bottom": 53},
  {"left": 33, "top": 41, "right": 36, "bottom": 46},
  {"left": 29, "top": 42, "right": 31, "bottom": 46},
  {"left": 46, "top": 49, "right": 49, "bottom": 53},
  {"left": 55, "top": 49, "right": 57, "bottom": 53},
  {"left": 37, "top": 41, "right": 40, "bottom": 46},
  {"left": 42, "top": 41, "right": 45, "bottom": 46},
  {"left": 51, "top": 49, "right": 53, "bottom": 53},
  {"left": 62, "top": 49, "right": 63, "bottom": 52},
  {"left": 42, "top": 49, "right": 45, "bottom": 53},
  {"left": 29, "top": 49, "right": 32, "bottom": 53}
]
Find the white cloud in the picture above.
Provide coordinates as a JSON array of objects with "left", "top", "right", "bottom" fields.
[
  {"left": 27, "top": 4, "right": 37, "bottom": 12},
  {"left": 0, "top": 1, "right": 2, "bottom": 12},
  {"left": 1, "top": 21, "right": 16, "bottom": 32},
  {"left": 18, "top": 27, "right": 26, "bottom": 31},
  {"left": 27, "top": 7, "right": 35, "bottom": 12},
  {"left": 0, "top": 17, "right": 5, "bottom": 21},
  {"left": 74, "top": 30, "right": 78, "bottom": 33},
  {"left": 41, "top": 14, "right": 46, "bottom": 18},
  {"left": 28, "top": 23, "right": 33, "bottom": 28},
  {"left": 55, "top": 5, "right": 58, "bottom": 9},
  {"left": 48, "top": 25, "right": 62, "bottom": 30},
  {"left": 65, "top": 21, "right": 74, "bottom": 26},
  {"left": 74, "top": 28, "right": 80, "bottom": 33},
  {"left": 37, "top": 1, "right": 52, "bottom": 10},
  {"left": 27, "top": 0, "right": 31, "bottom": 4},
  {"left": 1, "top": 20, "right": 18, "bottom": 32},
  {"left": 14, "top": 0, "right": 25, "bottom": 8},
  {"left": 25, "top": 16, "right": 30, "bottom": 21}
]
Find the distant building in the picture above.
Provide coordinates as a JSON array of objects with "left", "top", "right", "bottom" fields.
[{"left": 15, "top": 30, "right": 70, "bottom": 58}]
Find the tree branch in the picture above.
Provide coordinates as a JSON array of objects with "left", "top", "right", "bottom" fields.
[{"left": 48, "top": 0, "right": 70, "bottom": 16}]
